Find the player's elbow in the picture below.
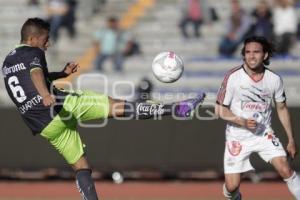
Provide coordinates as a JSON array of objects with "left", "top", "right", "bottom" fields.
[
  {"left": 215, "top": 104, "right": 228, "bottom": 120},
  {"left": 276, "top": 101, "right": 287, "bottom": 110},
  {"left": 215, "top": 104, "right": 222, "bottom": 119}
]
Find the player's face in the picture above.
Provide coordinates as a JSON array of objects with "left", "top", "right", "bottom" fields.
[
  {"left": 32, "top": 31, "right": 50, "bottom": 51},
  {"left": 244, "top": 42, "right": 266, "bottom": 71}
]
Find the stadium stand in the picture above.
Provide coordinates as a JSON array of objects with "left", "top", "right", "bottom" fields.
[
  {"left": 1, "top": 0, "right": 300, "bottom": 106},
  {"left": 72, "top": 0, "right": 300, "bottom": 105}
]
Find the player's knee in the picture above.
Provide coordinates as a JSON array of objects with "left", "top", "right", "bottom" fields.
[
  {"left": 72, "top": 156, "right": 90, "bottom": 171},
  {"left": 223, "top": 184, "right": 241, "bottom": 200},
  {"left": 108, "top": 98, "right": 125, "bottom": 117},
  {"left": 224, "top": 182, "right": 239, "bottom": 193},
  {"left": 278, "top": 165, "right": 293, "bottom": 179}
]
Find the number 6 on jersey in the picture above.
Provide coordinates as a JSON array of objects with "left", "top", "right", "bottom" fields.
[{"left": 8, "top": 76, "right": 27, "bottom": 103}]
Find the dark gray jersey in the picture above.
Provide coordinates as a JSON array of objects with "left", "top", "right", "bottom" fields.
[{"left": 2, "top": 45, "right": 67, "bottom": 135}]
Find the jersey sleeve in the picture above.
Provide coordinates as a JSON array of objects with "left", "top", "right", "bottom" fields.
[
  {"left": 216, "top": 75, "right": 234, "bottom": 106},
  {"left": 274, "top": 76, "right": 286, "bottom": 103},
  {"left": 28, "top": 48, "right": 47, "bottom": 72}
]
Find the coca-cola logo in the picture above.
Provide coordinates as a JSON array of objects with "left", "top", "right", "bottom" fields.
[
  {"left": 241, "top": 101, "right": 268, "bottom": 112},
  {"left": 137, "top": 103, "right": 165, "bottom": 116}
]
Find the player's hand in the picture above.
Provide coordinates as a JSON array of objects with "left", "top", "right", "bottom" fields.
[
  {"left": 244, "top": 119, "right": 257, "bottom": 130},
  {"left": 287, "top": 140, "right": 298, "bottom": 160},
  {"left": 64, "top": 62, "right": 79, "bottom": 75},
  {"left": 42, "top": 94, "right": 56, "bottom": 107}
]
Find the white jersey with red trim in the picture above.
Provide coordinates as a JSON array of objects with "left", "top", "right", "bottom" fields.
[{"left": 216, "top": 65, "right": 286, "bottom": 141}]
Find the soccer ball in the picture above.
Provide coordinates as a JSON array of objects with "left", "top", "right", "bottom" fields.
[{"left": 151, "top": 51, "right": 184, "bottom": 83}]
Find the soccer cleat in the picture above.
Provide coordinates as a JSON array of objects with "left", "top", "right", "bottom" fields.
[{"left": 175, "top": 92, "right": 206, "bottom": 118}]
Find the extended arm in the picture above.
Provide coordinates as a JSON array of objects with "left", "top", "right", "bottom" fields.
[
  {"left": 48, "top": 62, "right": 79, "bottom": 81},
  {"left": 48, "top": 71, "right": 68, "bottom": 81},
  {"left": 215, "top": 103, "right": 257, "bottom": 130},
  {"left": 276, "top": 101, "right": 297, "bottom": 159}
]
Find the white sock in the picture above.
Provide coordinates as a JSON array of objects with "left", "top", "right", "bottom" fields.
[{"left": 284, "top": 171, "right": 300, "bottom": 200}]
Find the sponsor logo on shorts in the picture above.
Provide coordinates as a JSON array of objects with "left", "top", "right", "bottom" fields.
[
  {"left": 226, "top": 157, "right": 236, "bottom": 166},
  {"left": 266, "top": 133, "right": 280, "bottom": 146}
]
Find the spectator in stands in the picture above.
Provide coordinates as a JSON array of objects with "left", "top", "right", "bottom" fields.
[
  {"left": 249, "top": 0, "right": 274, "bottom": 40},
  {"left": 123, "top": 38, "right": 142, "bottom": 58},
  {"left": 93, "top": 16, "right": 131, "bottom": 72},
  {"left": 62, "top": 0, "right": 77, "bottom": 39},
  {"left": 28, "top": 0, "right": 39, "bottom": 6},
  {"left": 178, "top": 0, "right": 210, "bottom": 39},
  {"left": 92, "top": 0, "right": 107, "bottom": 14},
  {"left": 46, "top": 0, "right": 77, "bottom": 43},
  {"left": 273, "top": 0, "right": 298, "bottom": 56},
  {"left": 218, "top": 0, "right": 251, "bottom": 57},
  {"left": 46, "top": 0, "right": 69, "bottom": 42},
  {"left": 135, "top": 77, "right": 153, "bottom": 102}
]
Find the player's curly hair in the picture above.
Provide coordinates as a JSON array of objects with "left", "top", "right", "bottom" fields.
[
  {"left": 21, "top": 17, "right": 50, "bottom": 43},
  {"left": 241, "top": 36, "right": 275, "bottom": 66}
]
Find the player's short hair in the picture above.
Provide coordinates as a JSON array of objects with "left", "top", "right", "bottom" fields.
[
  {"left": 21, "top": 17, "right": 50, "bottom": 42},
  {"left": 241, "top": 36, "right": 275, "bottom": 65}
]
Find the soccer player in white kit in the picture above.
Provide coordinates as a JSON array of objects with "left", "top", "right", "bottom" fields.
[{"left": 215, "top": 36, "right": 300, "bottom": 200}]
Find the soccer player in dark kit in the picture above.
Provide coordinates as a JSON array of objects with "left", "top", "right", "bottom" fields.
[{"left": 2, "top": 17, "right": 205, "bottom": 200}]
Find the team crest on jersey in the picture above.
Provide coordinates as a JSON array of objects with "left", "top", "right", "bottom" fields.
[
  {"left": 241, "top": 101, "right": 268, "bottom": 112},
  {"left": 227, "top": 141, "right": 242, "bottom": 156},
  {"left": 30, "top": 57, "right": 41, "bottom": 67}
]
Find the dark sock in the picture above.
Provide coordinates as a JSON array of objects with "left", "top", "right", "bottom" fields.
[{"left": 75, "top": 169, "right": 98, "bottom": 200}]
